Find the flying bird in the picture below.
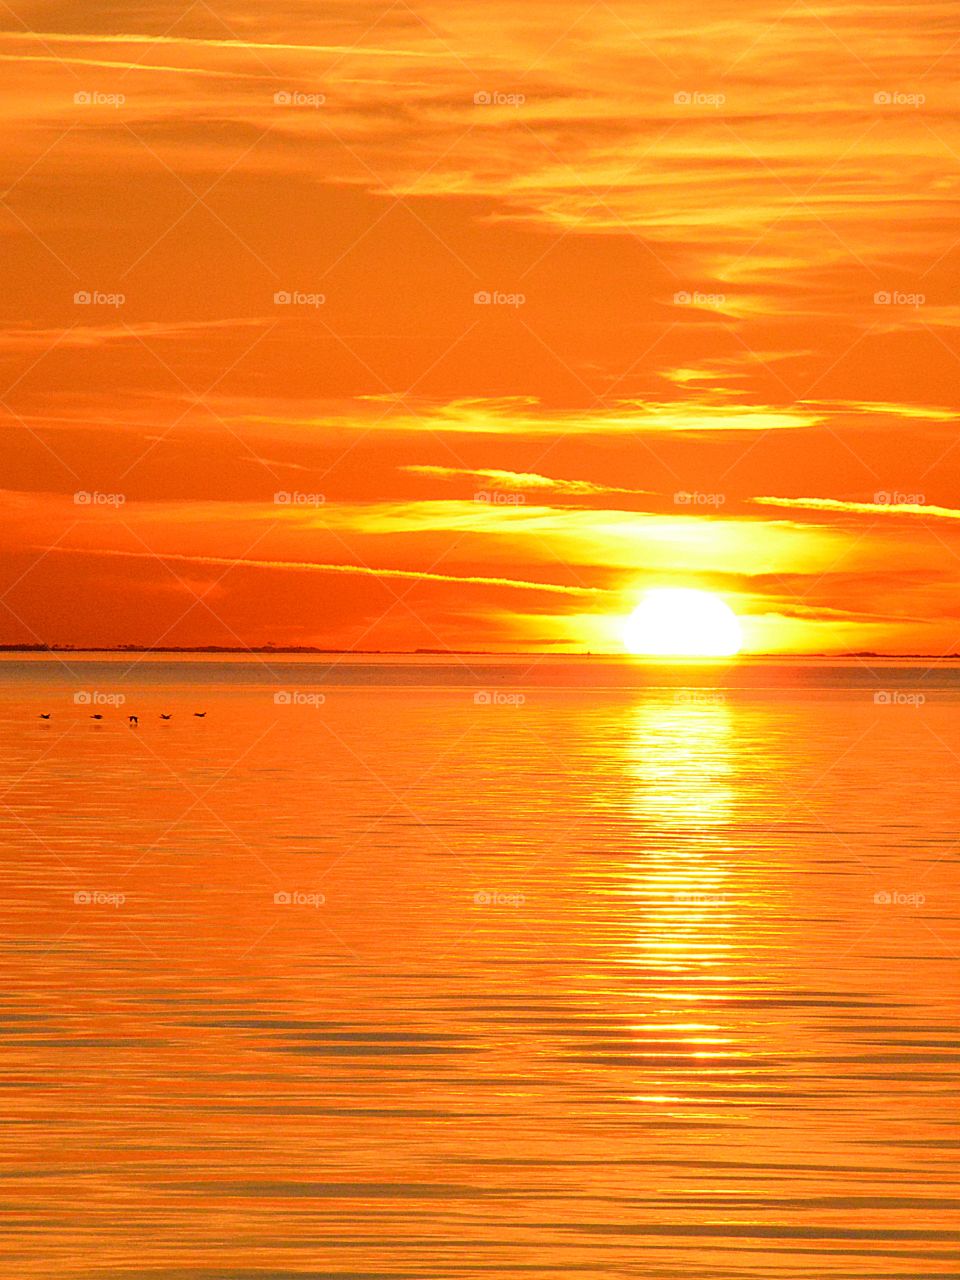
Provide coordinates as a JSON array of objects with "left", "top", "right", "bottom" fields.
[
  {"left": 39, "top": 713, "right": 51, "bottom": 720},
  {"left": 193, "top": 712, "right": 207, "bottom": 718},
  {"left": 160, "top": 713, "right": 172, "bottom": 720},
  {"left": 90, "top": 714, "right": 103, "bottom": 721},
  {"left": 128, "top": 715, "right": 139, "bottom": 726}
]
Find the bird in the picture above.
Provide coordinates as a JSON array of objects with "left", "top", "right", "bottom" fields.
[
  {"left": 128, "top": 715, "right": 139, "bottom": 726},
  {"left": 160, "top": 713, "right": 172, "bottom": 720},
  {"left": 39, "top": 713, "right": 51, "bottom": 720},
  {"left": 90, "top": 714, "right": 103, "bottom": 721},
  {"left": 193, "top": 712, "right": 207, "bottom": 718}
]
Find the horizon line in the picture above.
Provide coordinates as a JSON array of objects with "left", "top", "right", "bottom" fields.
[{"left": 1, "top": 645, "right": 958, "bottom": 660}]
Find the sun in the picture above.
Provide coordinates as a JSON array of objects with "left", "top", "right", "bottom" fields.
[{"left": 623, "top": 588, "right": 743, "bottom": 657}]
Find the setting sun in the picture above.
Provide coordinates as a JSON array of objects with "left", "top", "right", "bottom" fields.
[{"left": 623, "top": 588, "right": 743, "bottom": 657}]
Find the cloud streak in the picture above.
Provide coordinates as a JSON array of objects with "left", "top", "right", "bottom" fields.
[
  {"left": 42, "top": 545, "right": 604, "bottom": 597},
  {"left": 753, "top": 496, "right": 960, "bottom": 521},
  {"left": 401, "top": 464, "right": 654, "bottom": 496}
]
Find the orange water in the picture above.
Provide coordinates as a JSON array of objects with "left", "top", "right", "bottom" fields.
[{"left": 1, "top": 658, "right": 957, "bottom": 1278}]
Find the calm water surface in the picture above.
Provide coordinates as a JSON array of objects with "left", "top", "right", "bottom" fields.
[{"left": 0, "top": 656, "right": 957, "bottom": 1279}]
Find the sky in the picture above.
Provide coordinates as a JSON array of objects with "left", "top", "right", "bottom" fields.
[{"left": 1, "top": 0, "right": 959, "bottom": 653}]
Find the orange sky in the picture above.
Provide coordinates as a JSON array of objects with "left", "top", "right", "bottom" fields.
[{"left": 2, "top": 0, "right": 960, "bottom": 652}]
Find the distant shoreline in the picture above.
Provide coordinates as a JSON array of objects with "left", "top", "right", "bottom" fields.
[{"left": 0, "top": 646, "right": 957, "bottom": 660}]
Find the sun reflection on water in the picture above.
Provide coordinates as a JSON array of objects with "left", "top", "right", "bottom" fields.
[{"left": 623, "top": 696, "right": 741, "bottom": 976}]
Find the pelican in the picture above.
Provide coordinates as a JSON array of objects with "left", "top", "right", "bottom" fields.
[{"left": 193, "top": 712, "right": 207, "bottom": 718}]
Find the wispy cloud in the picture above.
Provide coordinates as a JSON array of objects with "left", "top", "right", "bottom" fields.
[
  {"left": 401, "top": 464, "right": 653, "bottom": 496},
  {"left": 248, "top": 397, "right": 822, "bottom": 436},
  {"left": 753, "top": 496, "right": 960, "bottom": 521},
  {"left": 0, "top": 30, "right": 432, "bottom": 59},
  {"left": 42, "top": 545, "right": 604, "bottom": 597},
  {"left": 0, "top": 318, "right": 267, "bottom": 352}
]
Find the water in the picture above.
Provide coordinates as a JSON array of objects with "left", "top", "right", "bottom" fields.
[{"left": 1, "top": 656, "right": 957, "bottom": 1279}]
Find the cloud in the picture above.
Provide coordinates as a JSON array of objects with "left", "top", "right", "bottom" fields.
[
  {"left": 0, "top": 53, "right": 278, "bottom": 81},
  {"left": 0, "top": 318, "right": 267, "bottom": 352},
  {"left": 247, "top": 396, "right": 822, "bottom": 436},
  {"left": 752, "top": 496, "right": 960, "bottom": 521},
  {"left": 0, "top": 30, "right": 432, "bottom": 60},
  {"left": 401, "top": 464, "right": 653, "bottom": 496},
  {"left": 41, "top": 544, "right": 603, "bottom": 597}
]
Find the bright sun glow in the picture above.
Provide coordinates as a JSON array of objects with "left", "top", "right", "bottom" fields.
[{"left": 623, "top": 588, "right": 743, "bottom": 657}]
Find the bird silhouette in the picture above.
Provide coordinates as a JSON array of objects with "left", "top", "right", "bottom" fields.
[
  {"left": 39, "top": 713, "right": 51, "bottom": 720},
  {"left": 90, "top": 714, "right": 103, "bottom": 721},
  {"left": 128, "top": 715, "right": 139, "bottom": 726},
  {"left": 193, "top": 712, "right": 207, "bottom": 718},
  {"left": 160, "top": 713, "right": 172, "bottom": 720}
]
